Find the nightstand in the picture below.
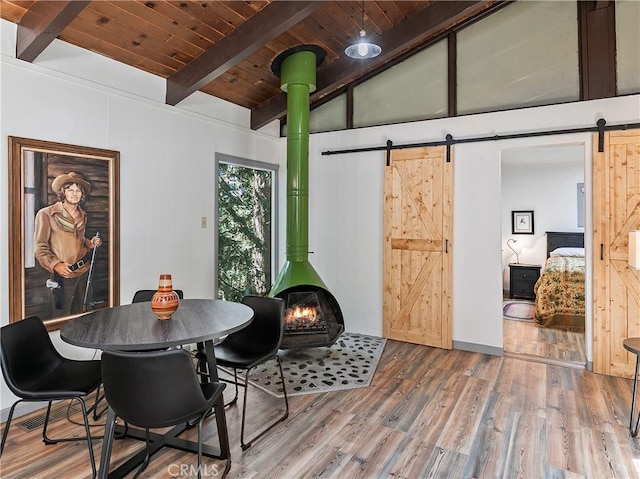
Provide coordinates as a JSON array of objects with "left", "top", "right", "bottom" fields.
[{"left": 509, "top": 263, "right": 542, "bottom": 300}]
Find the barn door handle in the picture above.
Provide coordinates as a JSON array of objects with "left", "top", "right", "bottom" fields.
[
  {"left": 445, "top": 239, "right": 449, "bottom": 253},
  {"left": 600, "top": 243, "right": 604, "bottom": 260}
]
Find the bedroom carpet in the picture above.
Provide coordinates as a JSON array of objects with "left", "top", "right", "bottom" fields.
[
  {"left": 503, "top": 300, "right": 535, "bottom": 321},
  {"left": 223, "top": 332, "right": 386, "bottom": 398}
]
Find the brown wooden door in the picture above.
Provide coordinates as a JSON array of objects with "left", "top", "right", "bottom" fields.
[
  {"left": 593, "top": 129, "right": 640, "bottom": 377},
  {"left": 383, "top": 146, "right": 452, "bottom": 348}
]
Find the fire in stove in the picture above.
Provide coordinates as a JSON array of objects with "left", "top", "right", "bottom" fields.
[
  {"left": 284, "top": 292, "right": 327, "bottom": 334},
  {"left": 275, "top": 286, "right": 344, "bottom": 349},
  {"left": 286, "top": 305, "right": 317, "bottom": 324}
]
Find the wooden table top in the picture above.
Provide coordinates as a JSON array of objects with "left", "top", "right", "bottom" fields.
[
  {"left": 623, "top": 337, "right": 640, "bottom": 356},
  {"left": 60, "top": 299, "right": 253, "bottom": 351}
]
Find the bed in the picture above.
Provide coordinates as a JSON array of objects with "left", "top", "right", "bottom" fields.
[{"left": 533, "top": 232, "right": 585, "bottom": 329}]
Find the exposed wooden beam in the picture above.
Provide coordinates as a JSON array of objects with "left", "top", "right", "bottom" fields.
[
  {"left": 16, "top": 1, "right": 89, "bottom": 62},
  {"left": 448, "top": 32, "right": 457, "bottom": 117},
  {"left": 251, "top": 1, "right": 497, "bottom": 130},
  {"left": 578, "top": 0, "right": 616, "bottom": 99},
  {"left": 166, "top": 1, "right": 326, "bottom": 106}
]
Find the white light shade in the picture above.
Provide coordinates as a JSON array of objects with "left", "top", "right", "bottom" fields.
[
  {"left": 630, "top": 230, "right": 640, "bottom": 270},
  {"left": 345, "top": 30, "right": 381, "bottom": 59}
]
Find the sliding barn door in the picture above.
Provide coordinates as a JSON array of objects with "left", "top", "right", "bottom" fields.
[
  {"left": 383, "top": 146, "right": 452, "bottom": 349},
  {"left": 593, "top": 129, "right": 640, "bottom": 377}
]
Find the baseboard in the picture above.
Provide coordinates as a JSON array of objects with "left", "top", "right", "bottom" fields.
[
  {"left": 504, "top": 351, "right": 586, "bottom": 369},
  {"left": 452, "top": 341, "right": 591, "bottom": 370},
  {"left": 453, "top": 340, "right": 503, "bottom": 357}
]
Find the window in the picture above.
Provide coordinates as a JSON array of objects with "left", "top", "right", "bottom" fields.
[
  {"left": 616, "top": 1, "right": 640, "bottom": 95},
  {"left": 354, "top": 39, "right": 448, "bottom": 127},
  {"left": 457, "top": 1, "right": 579, "bottom": 115},
  {"left": 309, "top": 93, "right": 347, "bottom": 133},
  {"left": 215, "top": 154, "right": 278, "bottom": 302}
]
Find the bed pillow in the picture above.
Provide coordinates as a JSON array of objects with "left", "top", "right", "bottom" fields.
[{"left": 549, "top": 247, "right": 585, "bottom": 257}]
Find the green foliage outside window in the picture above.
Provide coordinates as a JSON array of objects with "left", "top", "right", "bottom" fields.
[{"left": 217, "top": 163, "right": 272, "bottom": 302}]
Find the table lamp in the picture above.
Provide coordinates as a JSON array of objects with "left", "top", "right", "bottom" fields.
[{"left": 507, "top": 239, "right": 520, "bottom": 264}]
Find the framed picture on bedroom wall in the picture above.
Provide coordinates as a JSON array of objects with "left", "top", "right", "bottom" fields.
[
  {"left": 8, "top": 136, "right": 120, "bottom": 331},
  {"left": 512, "top": 210, "right": 534, "bottom": 235}
]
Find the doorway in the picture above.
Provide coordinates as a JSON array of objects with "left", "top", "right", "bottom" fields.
[{"left": 500, "top": 144, "right": 586, "bottom": 367}]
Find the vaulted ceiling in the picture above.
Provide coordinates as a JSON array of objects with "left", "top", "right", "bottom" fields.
[{"left": 0, "top": 1, "right": 504, "bottom": 129}]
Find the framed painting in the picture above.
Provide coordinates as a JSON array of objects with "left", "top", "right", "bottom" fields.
[
  {"left": 512, "top": 210, "right": 534, "bottom": 235},
  {"left": 9, "top": 137, "right": 120, "bottom": 330}
]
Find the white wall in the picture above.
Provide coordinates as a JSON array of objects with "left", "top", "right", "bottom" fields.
[{"left": 0, "top": 20, "right": 280, "bottom": 418}]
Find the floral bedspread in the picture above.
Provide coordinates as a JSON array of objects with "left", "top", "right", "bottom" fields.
[{"left": 534, "top": 255, "right": 585, "bottom": 323}]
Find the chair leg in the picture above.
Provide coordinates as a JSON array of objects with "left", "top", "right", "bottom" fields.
[
  {"left": 197, "top": 418, "right": 203, "bottom": 479},
  {"left": 240, "top": 370, "right": 250, "bottom": 449},
  {"left": 42, "top": 401, "right": 55, "bottom": 444},
  {"left": 0, "top": 400, "right": 20, "bottom": 457},
  {"left": 42, "top": 398, "right": 97, "bottom": 478},
  {"left": 132, "top": 428, "right": 152, "bottom": 479},
  {"left": 212, "top": 394, "right": 231, "bottom": 477},
  {"left": 41, "top": 398, "right": 97, "bottom": 445},
  {"left": 90, "top": 385, "right": 108, "bottom": 420},
  {"left": 220, "top": 368, "right": 239, "bottom": 407},
  {"left": 277, "top": 355, "right": 290, "bottom": 420},
  {"left": 78, "top": 397, "right": 97, "bottom": 478},
  {"left": 1, "top": 397, "right": 98, "bottom": 479},
  {"left": 240, "top": 355, "right": 289, "bottom": 450}
]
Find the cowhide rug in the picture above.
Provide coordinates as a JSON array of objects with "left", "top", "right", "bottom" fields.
[{"left": 225, "top": 332, "right": 386, "bottom": 398}]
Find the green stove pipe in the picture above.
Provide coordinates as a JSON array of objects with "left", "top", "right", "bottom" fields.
[
  {"left": 269, "top": 46, "right": 327, "bottom": 297},
  {"left": 283, "top": 51, "right": 315, "bottom": 263}
]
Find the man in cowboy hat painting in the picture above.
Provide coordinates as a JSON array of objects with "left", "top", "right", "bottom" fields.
[{"left": 34, "top": 171, "right": 102, "bottom": 317}]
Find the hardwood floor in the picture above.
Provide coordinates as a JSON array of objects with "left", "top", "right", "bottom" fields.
[
  {"left": 1, "top": 339, "right": 638, "bottom": 479},
  {"left": 503, "top": 317, "right": 586, "bottom": 367}
]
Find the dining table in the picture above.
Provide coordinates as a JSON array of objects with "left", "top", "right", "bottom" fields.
[{"left": 60, "top": 298, "right": 254, "bottom": 479}]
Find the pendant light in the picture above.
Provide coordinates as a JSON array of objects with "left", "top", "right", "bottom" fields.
[{"left": 344, "top": 1, "right": 382, "bottom": 59}]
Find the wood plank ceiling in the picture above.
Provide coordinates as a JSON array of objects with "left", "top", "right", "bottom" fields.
[{"left": 0, "top": 1, "right": 503, "bottom": 130}]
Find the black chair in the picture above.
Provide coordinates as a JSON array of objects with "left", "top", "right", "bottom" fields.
[
  {"left": 131, "top": 289, "right": 184, "bottom": 303},
  {"left": 100, "top": 349, "right": 230, "bottom": 479},
  {"left": 214, "top": 295, "right": 289, "bottom": 450},
  {"left": 0, "top": 316, "right": 102, "bottom": 478}
]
